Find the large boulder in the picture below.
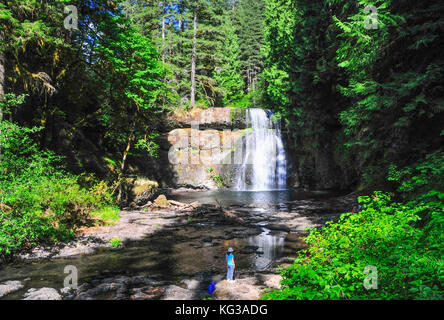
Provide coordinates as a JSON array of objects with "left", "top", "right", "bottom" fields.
[
  {"left": 153, "top": 195, "right": 169, "bottom": 208},
  {"left": 132, "top": 178, "right": 159, "bottom": 206},
  {"left": 119, "top": 177, "right": 159, "bottom": 206}
]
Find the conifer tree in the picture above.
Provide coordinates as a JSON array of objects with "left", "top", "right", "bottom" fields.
[
  {"left": 235, "top": 0, "right": 266, "bottom": 92},
  {"left": 214, "top": 14, "right": 245, "bottom": 105}
]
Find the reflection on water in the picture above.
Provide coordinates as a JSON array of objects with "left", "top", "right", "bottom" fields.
[{"left": 247, "top": 229, "right": 285, "bottom": 270}]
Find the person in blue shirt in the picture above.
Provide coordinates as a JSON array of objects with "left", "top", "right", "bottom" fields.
[{"left": 226, "top": 248, "right": 235, "bottom": 282}]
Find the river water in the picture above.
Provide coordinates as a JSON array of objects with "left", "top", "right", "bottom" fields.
[{"left": 0, "top": 189, "right": 344, "bottom": 299}]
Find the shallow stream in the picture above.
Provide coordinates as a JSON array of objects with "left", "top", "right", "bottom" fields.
[{"left": 0, "top": 189, "right": 345, "bottom": 299}]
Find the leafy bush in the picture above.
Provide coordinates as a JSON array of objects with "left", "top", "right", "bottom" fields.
[
  {"left": 388, "top": 150, "right": 444, "bottom": 199},
  {"left": 0, "top": 110, "right": 117, "bottom": 260},
  {"left": 262, "top": 192, "right": 443, "bottom": 300},
  {"left": 90, "top": 206, "right": 120, "bottom": 226},
  {"left": 110, "top": 238, "right": 122, "bottom": 248},
  {"left": 208, "top": 168, "right": 224, "bottom": 188},
  {"left": 227, "top": 90, "right": 263, "bottom": 109}
]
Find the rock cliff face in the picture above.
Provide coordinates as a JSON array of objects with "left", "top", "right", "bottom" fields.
[
  {"left": 163, "top": 107, "right": 246, "bottom": 189},
  {"left": 283, "top": 126, "right": 359, "bottom": 191},
  {"left": 168, "top": 107, "right": 246, "bottom": 129},
  {"left": 47, "top": 107, "right": 356, "bottom": 192},
  {"left": 162, "top": 107, "right": 357, "bottom": 191}
]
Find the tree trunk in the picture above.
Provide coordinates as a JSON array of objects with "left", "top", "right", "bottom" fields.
[
  {"left": 161, "top": 1, "right": 166, "bottom": 63},
  {"left": 247, "top": 68, "right": 251, "bottom": 92},
  {"left": 117, "top": 132, "right": 134, "bottom": 205},
  {"left": 190, "top": 7, "right": 197, "bottom": 107},
  {"left": 0, "top": 30, "right": 4, "bottom": 212},
  {"left": 0, "top": 30, "right": 4, "bottom": 99},
  {"left": 0, "top": 29, "right": 5, "bottom": 125},
  {"left": 178, "top": 5, "right": 182, "bottom": 32}
]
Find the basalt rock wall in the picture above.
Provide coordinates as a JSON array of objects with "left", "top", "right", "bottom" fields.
[
  {"left": 161, "top": 107, "right": 247, "bottom": 189},
  {"left": 150, "top": 107, "right": 357, "bottom": 191}
]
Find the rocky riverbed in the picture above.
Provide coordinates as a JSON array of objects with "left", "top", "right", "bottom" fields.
[{"left": 0, "top": 190, "right": 357, "bottom": 300}]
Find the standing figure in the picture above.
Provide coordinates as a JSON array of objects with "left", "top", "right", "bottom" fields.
[{"left": 226, "top": 247, "right": 235, "bottom": 282}]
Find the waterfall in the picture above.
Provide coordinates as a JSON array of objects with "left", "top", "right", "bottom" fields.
[{"left": 235, "top": 108, "right": 287, "bottom": 191}]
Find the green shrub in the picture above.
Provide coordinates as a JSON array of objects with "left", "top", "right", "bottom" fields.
[
  {"left": 0, "top": 113, "right": 117, "bottom": 260},
  {"left": 208, "top": 168, "right": 224, "bottom": 188},
  {"left": 263, "top": 192, "right": 443, "bottom": 300},
  {"left": 110, "top": 238, "right": 122, "bottom": 248},
  {"left": 227, "top": 90, "right": 263, "bottom": 109},
  {"left": 90, "top": 206, "right": 120, "bottom": 226},
  {"left": 388, "top": 150, "right": 444, "bottom": 199}
]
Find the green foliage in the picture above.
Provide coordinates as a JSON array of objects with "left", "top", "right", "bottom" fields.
[
  {"left": 214, "top": 14, "right": 245, "bottom": 105},
  {"left": 0, "top": 93, "right": 27, "bottom": 114},
  {"left": 95, "top": 16, "right": 165, "bottom": 111},
  {"left": 227, "top": 90, "right": 263, "bottom": 109},
  {"left": 90, "top": 206, "right": 120, "bottom": 226},
  {"left": 262, "top": 0, "right": 444, "bottom": 190},
  {"left": 134, "top": 133, "right": 161, "bottom": 158},
  {"left": 0, "top": 97, "right": 116, "bottom": 259},
  {"left": 208, "top": 168, "right": 224, "bottom": 188},
  {"left": 110, "top": 238, "right": 122, "bottom": 248},
  {"left": 95, "top": 12, "right": 166, "bottom": 165},
  {"left": 388, "top": 150, "right": 444, "bottom": 197},
  {"left": 262, "top": 0, "right": 343, "bottom": 147},
  {"left": 235, "top": 0, "right": 266, "bottom": 92},
  {"left": 263, "top": 192, "right": 443, "bottom": 300},
  {"left": 262, "top": 65, "right": 290, "bottom": 107},
  {"left": 334, "top": 0, "right": 444, "bottom": 175}
]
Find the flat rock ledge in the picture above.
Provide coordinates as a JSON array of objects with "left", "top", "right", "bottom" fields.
[
  {"left": 155, "top": 273, "right": 283, "bottom": 300},
  {"left": 23, "top": 288, "right": 62, "bottom": 300},
  {"left": 57, "top": 272, "right": 282, "bottom": 300},
  {"left": 15, "top": 192, "right": 358, "bottom": 262},
  {"left": 17, "top": 208, "right": 191, "bottom": 261},
  {"left": 213, "top": 274, "right": 282, "bottom": 300},
  {"left": 0, "top": 273, "right": 282, "bottom": 300},
  {"left": 0, "top": 281, "right": 24, "bottom": 298}
]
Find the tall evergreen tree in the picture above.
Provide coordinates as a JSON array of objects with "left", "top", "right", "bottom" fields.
[
  {"left": 214, "top": 14, "right": 245, "bottom": 105},
  {"left": 235, "top": 0, "right": 266, "bottom": 92}
]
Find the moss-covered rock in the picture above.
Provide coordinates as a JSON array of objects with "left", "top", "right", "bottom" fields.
[
  {"left": 134, "top": 179, "right": 158, "bottom": 205},
  {"left": 123, "top": 177, "right": 159, "bottom": 206},
  {"left": 133, "top": 178, "right": 158, "bottom": 196},
  {"left": 153, "top": 195, "right": 169, "bottom": 208},
  {"left": 154, "top": 194, "right": 170, "bottom": 208}
]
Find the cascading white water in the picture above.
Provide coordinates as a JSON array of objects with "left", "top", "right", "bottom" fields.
[{"left": 235, "top": 108, "right": 287, "bottom": 191}]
